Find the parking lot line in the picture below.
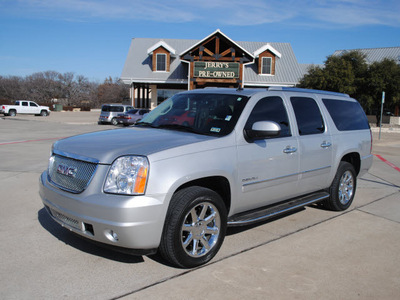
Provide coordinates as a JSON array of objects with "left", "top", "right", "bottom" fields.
[{"left": 374, "top": 154, "right": 400, "bottom": 172}]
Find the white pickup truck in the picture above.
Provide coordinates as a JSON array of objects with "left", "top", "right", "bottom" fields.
[{"left": 1, "top": 100, "right": 50, "bottom": 116}]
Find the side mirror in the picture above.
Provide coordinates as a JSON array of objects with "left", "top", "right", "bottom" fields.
[{"left": 244, "top": 121, "right": 281, "bottom": 142}]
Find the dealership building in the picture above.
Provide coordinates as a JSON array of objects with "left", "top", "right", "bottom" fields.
[{"left": 121, "top": 29, "right": 308, "bottom": 109}]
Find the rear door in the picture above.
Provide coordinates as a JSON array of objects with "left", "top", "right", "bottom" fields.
[
  {"left": 236, "top": 95, "right": 300, "bottom": 213},
  {"left": 288, "top": 95, "right": 333, "bottom": 194},
  {"left": 20, "top": 101, "right": 30, "bottom": 114}
]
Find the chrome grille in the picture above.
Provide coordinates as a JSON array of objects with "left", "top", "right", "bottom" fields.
[{"left": 48, "top": 154, "right": 97, "bottom": 193}]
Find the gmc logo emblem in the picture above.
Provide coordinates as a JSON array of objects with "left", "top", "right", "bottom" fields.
[{"left": 56, "top": 163, "right": 77, "bottom": 178}]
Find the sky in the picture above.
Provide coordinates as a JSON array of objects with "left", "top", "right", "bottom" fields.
[{"left": 1, "top": 0, "right": 399, "bottom": 82}]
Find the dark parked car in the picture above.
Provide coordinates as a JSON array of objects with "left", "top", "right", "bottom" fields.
[{"left": 116, "top": 109, "right": 150, "bottom": 126}]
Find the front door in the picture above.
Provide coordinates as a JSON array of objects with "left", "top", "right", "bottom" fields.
[{"left": 236, "top": 96, "right": 300, "bottom": 213}]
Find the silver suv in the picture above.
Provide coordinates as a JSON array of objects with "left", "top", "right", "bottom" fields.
[
  {"left": 39, "top": 87, "right": 373, "bottom": 268},
  {"left": 98, "top": 104, "right": 133, "bottom": 125}
]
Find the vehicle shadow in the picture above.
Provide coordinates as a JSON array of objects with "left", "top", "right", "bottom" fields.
[{"left": 37, "top": 208, "right": 145, "bottom": 264}]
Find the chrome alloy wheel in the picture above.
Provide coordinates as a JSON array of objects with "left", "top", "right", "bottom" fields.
[
  {"left": 338, "top": 170, "right": 354, "bottom": 205},
  {"left": 181, "top": 202, "right": 221, "bottom": 258}
]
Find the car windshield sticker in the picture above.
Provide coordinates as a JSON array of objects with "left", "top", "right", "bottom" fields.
[
  {"left": 237, "top": 97, "right": 242, "bottom": 101},
  {"left": 210, "top": 127, "right": 221, "bottom": 133},
  {"left": 225, "top": 115, "right": 232, "bottom": 121}
]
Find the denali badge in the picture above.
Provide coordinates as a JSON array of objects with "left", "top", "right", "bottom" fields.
[{"left": 56, "top": 163, "right": 77, "bottom": 178}]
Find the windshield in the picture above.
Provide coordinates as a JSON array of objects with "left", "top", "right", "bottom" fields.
[{"left": 137, "top": 92, "right": 249, "bottom": 137}]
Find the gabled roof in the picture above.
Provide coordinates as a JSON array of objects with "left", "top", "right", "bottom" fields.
[
  {"left": 121, "top": 36, "right": 305, "bottom": 86},
  {"left": 180, "top": 29, "right": 254, "bottom": 59},
  {"left": 254, "top": 43, "right": 282, "bottom": 58},
  {"left": 333, "top": 47, "right": 400, "bottom": 64},
  {"left": 147, "top": 41, "right": 176, "bottom": 55}
]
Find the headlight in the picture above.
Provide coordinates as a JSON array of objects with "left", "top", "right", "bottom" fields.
[{"left": 104, "top": 156, "right": 149, "bottom": 195}]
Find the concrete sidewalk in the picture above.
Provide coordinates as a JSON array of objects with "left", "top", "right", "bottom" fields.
[{"left": 122, "top": 193, "right": 400, "bottom": 299}]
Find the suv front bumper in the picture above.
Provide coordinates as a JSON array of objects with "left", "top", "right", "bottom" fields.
[{"left": 39, "top": 171, "right": 167, "bottom": 252}]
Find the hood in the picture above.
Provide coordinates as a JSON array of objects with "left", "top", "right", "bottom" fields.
[{"left": 53, "top": 127, "right": 214, "bottom": 164}]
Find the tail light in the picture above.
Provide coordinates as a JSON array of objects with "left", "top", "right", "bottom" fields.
[{"left": 369, "top": 128, "right": 373, "bottom": 154}]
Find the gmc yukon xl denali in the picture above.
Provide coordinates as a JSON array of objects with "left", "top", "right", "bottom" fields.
[{"left": 39, "top": 87, "right": 373, "bottom": 268}]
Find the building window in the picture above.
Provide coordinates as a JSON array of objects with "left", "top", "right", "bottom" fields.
[
  {"left": 156, "top": 54, "right": 167, "bottom": 71},
  {"left": 261, "top": 57, "right": 272, "bottom": 75},
  {"left": 157, "top": 89, "right": 184, "bottom": 105}
]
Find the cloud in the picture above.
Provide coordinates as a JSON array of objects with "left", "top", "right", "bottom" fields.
[
  {"left": 5, "top": 0, "right": 400, "bottom": 27},
  {"left": 308, "top": 0, "right": 400, "bottom": 27}
]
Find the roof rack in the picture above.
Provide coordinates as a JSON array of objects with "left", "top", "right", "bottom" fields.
[{"left": 267, "top": 86, "right": 350, "bottom": 97}]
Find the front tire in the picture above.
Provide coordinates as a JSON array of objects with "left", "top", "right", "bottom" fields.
[
  {"left": 40, "top": 110, "right": 49, "bottom": 116},
  {"left": 324, "top": 161, "right": 357, "bottom": 211},
  {"left": 159, "top": 186, "right": 227, "bottom": 268}
]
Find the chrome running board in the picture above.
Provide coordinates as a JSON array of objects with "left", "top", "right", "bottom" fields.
[{"left": 227, "top": 191, "right": 329, "bottom": 227}]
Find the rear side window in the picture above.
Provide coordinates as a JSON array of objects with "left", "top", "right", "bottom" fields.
[
  {"left": 290, "top": 97, "right": 324, "bottom": 135},
  {"left": 245, "top": 96, "right": 291, "bottom": 138},
  {"left": 322, "top": 99, "right": 369, "bottom": 131},
  {"left": 109, "top": 106, "right": 124, "bottom": 112}
]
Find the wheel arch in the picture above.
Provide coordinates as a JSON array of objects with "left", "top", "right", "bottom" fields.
[
  {"left": 175, "top": 176, "right": 231, "bottom": 214},
  {"left": 341, "top": 152, "right": 361, "bottom": 176}
]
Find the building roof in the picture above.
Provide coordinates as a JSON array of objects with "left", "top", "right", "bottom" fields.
[
  {"left": 121, "top": 37, "right": 305, "bottom": 87},
  {"left": 333, "top": 47, "right": 400, "bottom": 64}
]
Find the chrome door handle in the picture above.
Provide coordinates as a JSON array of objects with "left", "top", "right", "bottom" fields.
[
  {"left": 321, "top": 141, "right": 332, "bottom": 148},
  {"left": 283, "top": 146, "right": 297, "bottom": 154}
]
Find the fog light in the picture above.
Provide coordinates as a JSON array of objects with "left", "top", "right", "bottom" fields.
[{"left": 105, "top": 230, "right": 119, "bottom": 242}]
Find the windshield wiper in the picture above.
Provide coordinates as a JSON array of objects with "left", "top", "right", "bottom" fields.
[
  {"left": 135, "top": 121, "right": 157, "bottom": 128},
  {"left": 156, "top": 124, "right": 203, "bottom": 134}
]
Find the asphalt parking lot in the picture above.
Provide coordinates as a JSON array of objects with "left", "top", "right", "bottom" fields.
[{"left": 1, "top": 112, "right": 399, "bottom": 299}]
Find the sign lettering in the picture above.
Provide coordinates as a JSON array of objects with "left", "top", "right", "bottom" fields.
[{"left": 194, "top": 62, "right": 239, "bottom": 79}]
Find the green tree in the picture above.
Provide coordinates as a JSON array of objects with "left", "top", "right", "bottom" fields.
[
  {"left": 367, "top": 58, "right": 400, "bottom": 114},
  {"left": 299, "top": 51, "right": 400, "bottom": 115}
]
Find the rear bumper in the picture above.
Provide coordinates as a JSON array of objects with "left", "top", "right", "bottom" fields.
[
  {"left": 39, "top": 171, "right": 168, "bottom": 251},
  {"left": 359, "top": 154, "right": 373, "bottom": 177}
]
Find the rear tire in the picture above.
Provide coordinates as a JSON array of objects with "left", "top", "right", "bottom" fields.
[
  {"left": 9, "top": 110, "right": 16, "bottom": 117},
  {"left": 324, "top": 161, "right": 357, "bottom": 211},
  {"left": 111, "top": 118, "right": 118, "bottom": 126},
  {"left": 159, "top": 186, "right": 227, "bottom": 268}
]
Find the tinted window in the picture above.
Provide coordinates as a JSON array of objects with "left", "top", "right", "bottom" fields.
[
  {"left": 322, "top": 98, "right": 369, "bottom": 131},
  {"left": 245, "top": 96, "right": 291, "bottom": 138},
  {"left": 290, "top": 97, "right": 324, "bottom": 135},
  {"left": 30, "top": 102, "right": 38, "bottom": 107},
  {"left": 109, "top": 106, "right": 124, "bottom": 112},
  {"left": 22, "top": 102, "right": 28, "bottom": 106}
]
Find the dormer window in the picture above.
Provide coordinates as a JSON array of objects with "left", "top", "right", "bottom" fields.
[
  {"left": 261, "top": 57, "right": 272, "bottom": 75},
  {"left": 147, "top": 41, "right": 176, "bottom": 73},
  {"left": 254, "top": 44, "right": 281, "bottom": 76},
  {"left": 156, "top": 53, "right": 167, "bottom": 71}
]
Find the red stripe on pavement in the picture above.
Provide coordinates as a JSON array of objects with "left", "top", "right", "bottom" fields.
[
  {"left": 0, "top": 137, "right": 65, "bottom": 146},
  {"left": 374, "top": 154, "right": 400, "bottom": 172}
]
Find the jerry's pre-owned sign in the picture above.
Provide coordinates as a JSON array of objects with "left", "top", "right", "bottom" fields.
[{"left": 194, "top": 62, "right": 239, "bottom": 79}]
